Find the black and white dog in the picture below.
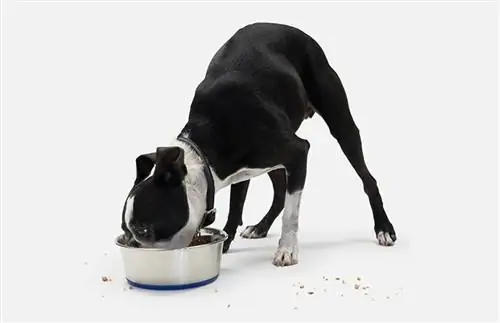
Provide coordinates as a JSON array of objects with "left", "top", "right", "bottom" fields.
[{"left": 121, "top": 23, "right": 396, "bottom": 266}]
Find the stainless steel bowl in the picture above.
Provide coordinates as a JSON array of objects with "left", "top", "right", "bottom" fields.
[{"left": 115, "top": 227, "right": 228, "bottom": 290}]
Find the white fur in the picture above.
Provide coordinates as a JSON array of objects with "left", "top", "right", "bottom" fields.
[
  {"left": 123, "top": 195, "right": 135, "bottom": 233},
  {"left": 240, "top": 225, "right": 262, "bottom": 238},
  {"left": 377, "top": 231, "right": 394, "bottom": 246},
  {"left": 212, "top": 165, "right": 284, "bottom": 191},
  {"left": 273, "top": 190, "right": 302, "bottom": 266}
]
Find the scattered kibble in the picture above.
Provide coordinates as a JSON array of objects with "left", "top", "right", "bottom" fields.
[
  {"left": 340, "top": 293, "right": 344, "bottom": 297},
  {"left": 342, "top": 280, "right": 346, "bottom": 284},
  {"left": 386, "top": 296, "right": 391, "bottom": 299},
  {"left": 299, "top": 284, "right": 304, "bottom": 289},
  {"left": 227, "top": 304, "right": 231, "bottom": 308},
  {"left": 101, "top": 276, "right": 111, "bottom": 282},
  {"left": 362, "top": 286, "right": 370, "bottom": 290},
  {"left": 214, "top": 289, "right": 219, "bottom": 293},
  {"left": 335, "top": 277, "right": 340, "bottom": 281},
  {"left": 354, "top": 283, "right": 360, "bottom": 290},
  {"left": 308, "top": 291, "right": 314, "bottom": 295}
]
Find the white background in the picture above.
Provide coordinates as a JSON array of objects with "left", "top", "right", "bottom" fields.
[{"left": 1, "top": 0, "right": 498, "bottom": 321}]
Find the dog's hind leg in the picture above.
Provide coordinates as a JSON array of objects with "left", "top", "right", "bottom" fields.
[
  {"left": 273, "top": 136, "right": 310, "bottom": 266},
  {"left": 306, "top": 62, "right": 396, "bottom": 246},
  {"left": 241, "top": 168, "right": 286, "bottom": 239},
  {"left": 222, "top": 180, "right": 250, "bottom": 253}
]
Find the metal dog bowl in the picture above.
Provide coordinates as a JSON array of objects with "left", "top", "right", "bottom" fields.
[{"left": 115, "top": 227, "right": 228, "bottom": 290}]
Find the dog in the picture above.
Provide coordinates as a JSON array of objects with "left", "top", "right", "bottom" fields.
[{"left": 120, "top": 22, "right": 396, "bottom": 266}]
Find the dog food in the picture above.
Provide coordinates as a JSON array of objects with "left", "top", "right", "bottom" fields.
[{"left": 189, "top": 235, "right": 213, "bottom": 246}]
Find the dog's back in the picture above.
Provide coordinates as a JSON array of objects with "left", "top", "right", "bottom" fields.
[{"left": 194, "top": 23, "right": 324, "bottom": 127}]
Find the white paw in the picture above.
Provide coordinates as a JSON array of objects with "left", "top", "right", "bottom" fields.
[
  {"left": 273, "top": 247, "right": 298, "bottom": 266},
  {"left": 240, "top": 225, "right": 267, "bottom": 239},
  {"left": 377, "top": 231, "right": 395, "bottom": 246}
]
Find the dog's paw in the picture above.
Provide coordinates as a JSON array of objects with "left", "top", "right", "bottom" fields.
[
  {"left": 272, "top": 247, "right": 298, "bottom": 266},
  {"left": 377, "top": 231, "right": 396, "bottom": 246},
  {"left": 240, "top": 225, "right": 268, "bottom": 239},
  {"left": 375, "top": 221, "right": 396, "bottom": 246}
]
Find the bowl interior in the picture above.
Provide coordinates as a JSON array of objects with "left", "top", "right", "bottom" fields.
[{"left": 115, "top": 227, "right": 228, "bottom": 251}]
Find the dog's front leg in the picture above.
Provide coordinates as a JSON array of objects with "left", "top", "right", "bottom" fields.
[
  {"left": 273, "top": 137, "right": 310, "bottom": 267},
  {"left": 222, "top": 180, "right": 250, "bottom": 253}
]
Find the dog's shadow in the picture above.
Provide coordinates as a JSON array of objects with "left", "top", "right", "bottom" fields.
[
  {"left": 226, "top": 236, "right": 376, "bottom": 255},
  {"left": 219, "top": 237, "right": 378, "bottom": 279}
]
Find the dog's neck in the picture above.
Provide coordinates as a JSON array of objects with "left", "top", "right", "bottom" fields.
[{"left": 170, "top": 136, "right": 220, "bottom": 229}]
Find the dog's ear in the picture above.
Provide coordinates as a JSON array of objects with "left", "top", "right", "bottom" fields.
[
  {"left": 153, "top": 147, "right": 187, "bottom": 186},
  {"left": 135, "top": 152, "right": 156, "bottom": 185}
]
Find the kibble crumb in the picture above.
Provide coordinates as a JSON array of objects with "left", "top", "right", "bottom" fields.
[
  {"left": 293, "top": 306, "right": 298, "bottom": 310},
  {"left": 101, "top": 276, "right": 110, "bottom": 282},
  {"left": 354, "top": 283, "right": 360, "bottom": 290},
  {"left": 307, "top": 291, "right": 314, "bottom": 295},
  {"left": 299, "top": 284, "right": 304, "bottom": 289},
  {"left": 323, "top": 288, "right": 327, "bottom": 292},
  {"left": 340, "top": 293, "right": 344, "bottom": 297},
  {"left": 386, "top": 296, "right": 391, "bottom": 299},
  {"left": 335, "top": 277, "right": 340, "bottom": 281},
  {"left": 364, "top": 292, "right": 368, "bottom": 295},
  {"left": 84, "top": 261, "right": 88, "bottom": 265},
  {"left": 357, "top": 276, "right": 361, "bottom": 281},
  {"left": 227, "top": 304, "right": 231, "bottom": 308},
  {"left": 214, "top": 289, "right": 219, "bottom": 293},
  {"left": 342, "top": 280, "right": 346, "bottom": 284}
]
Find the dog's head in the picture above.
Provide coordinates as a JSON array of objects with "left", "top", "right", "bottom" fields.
[{"left": 121, "top": 146, "right": 200, "bottom": 249}]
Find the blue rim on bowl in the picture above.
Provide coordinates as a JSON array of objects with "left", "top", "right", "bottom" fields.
[{"left": 126, "top": 275, "right": 219, "bottom": 290}]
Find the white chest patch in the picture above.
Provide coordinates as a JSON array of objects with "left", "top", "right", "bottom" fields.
[{"left": 212, "top": 165, "right": 284, "bottom": 191}]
